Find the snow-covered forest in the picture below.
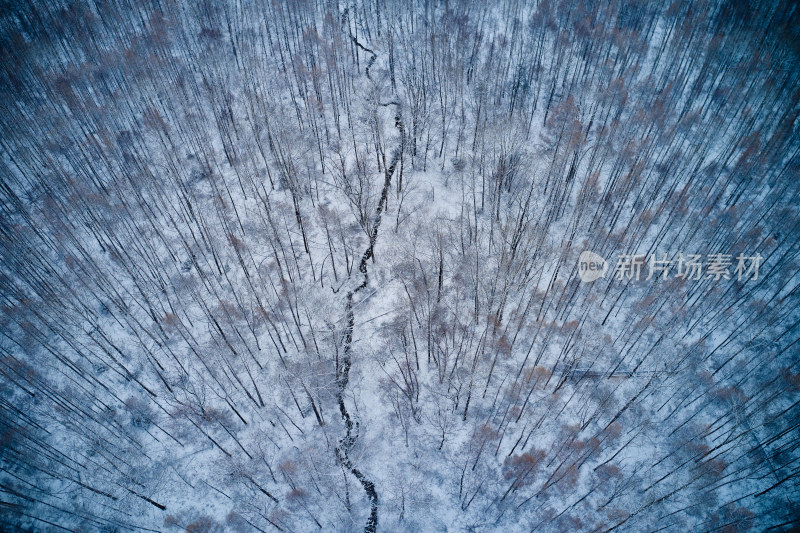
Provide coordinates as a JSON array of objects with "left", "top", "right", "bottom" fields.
[{"left": 1, "top": 0, "right": 799, "bottom": 530}]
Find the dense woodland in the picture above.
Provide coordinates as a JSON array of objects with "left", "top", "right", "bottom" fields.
[{"left": 1, "top": 0, "right": 800, "bottom": 531}]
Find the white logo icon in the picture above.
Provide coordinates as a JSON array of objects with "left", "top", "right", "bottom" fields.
[{"left": 578, "top": 251, "right": 607, "bottom": 282}]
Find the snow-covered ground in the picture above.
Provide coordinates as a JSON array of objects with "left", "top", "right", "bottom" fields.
[{"left": 1, "top": 1, "right": 799, "bottom": 531}]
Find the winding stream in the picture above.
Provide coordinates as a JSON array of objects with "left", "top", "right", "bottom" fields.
[{"left": 334, "top": 17, "right": 404, "bottom": 531}]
